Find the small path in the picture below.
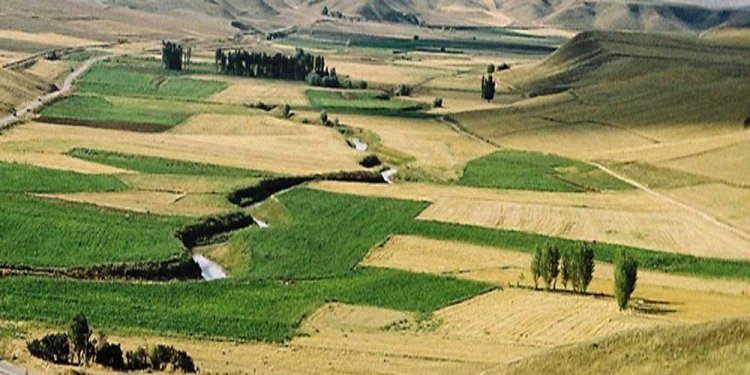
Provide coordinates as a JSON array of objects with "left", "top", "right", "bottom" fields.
[
  {"left": 591, "top": 162, "right": 750, "bottom": 243},
  {"left": 0, "top": 361, "right": 29, "bottom": 375},
  {"left": 0, "top": 54, "right": 111, "bottom": 130}
]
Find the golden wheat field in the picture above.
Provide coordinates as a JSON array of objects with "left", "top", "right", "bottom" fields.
[{"left": 203, "top": 76, "right": 310, "bottom": 106}]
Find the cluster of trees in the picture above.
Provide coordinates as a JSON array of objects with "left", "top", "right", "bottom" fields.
[
  {"left": 530, "top": 243, "right": 639, "bottom": 309},
  {"left": 481, "top": 75, "right": 496, "bottom": 102},
  {"left": 27, "top": 313, "right": 196, "bottom": 372},
  {"left": 215, "top": 48, "right": 320, "bottom": 81},
  {"left": 161, "top": 41, "right": 186, "bottom": 71}
]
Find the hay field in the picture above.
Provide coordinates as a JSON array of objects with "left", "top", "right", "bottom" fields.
[
  {"left": 326, "top": 57, "right": 446, "bottom": 86},
  {"left": 203, "top": 76, "right": 310, "bottom": 106},
  {"left": 0, "top": 152, "right": 128, "bottom": 174},
  {"left": 0, "top": 68, "right": 47, "bottom": 112},
  {"left": 0, "top": 122, "right": 362, "bottom": 175},
  {"left": 121, "top": 173, "right": 260, "bottom": 194},
  {"left": 22, "top": 59, "right": 70, "bottom": 81},
  {"left": 0, "top": 29, "right": 95, "bottom": 47},
  {"left": 311, "top": 181, "right": 750, "bottom": 260},
  {"left": 659, "top": 140, "right": 750, "bottom": 187},
  {"left": 335, "top": 114, "right": 496, "bottom": 180},
  {"left": 665, "top": 183, "right": 750, "bottom": 233},
  {"left": 173, "top": 113, "right": 312, "bottom": 136}
]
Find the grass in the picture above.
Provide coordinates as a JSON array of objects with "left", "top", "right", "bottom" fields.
[
  {"left": 234, "top": 188, "right": 429, "bottom": 280},
  {"left": 39, "top": 95, "right": 189, "bottom": 128},
  {"left": 0, "top": 162, "right": 126, "bottom": 193},
  {"left": 458, "top": 150, "right": 633, "bottom": 192},
  {"left": 0, "top": 268, "right": 490, "bottom": 342},
  {"left": 62, "top": 49, "right": 108, "bottom": 62},
  {"left": 604, "top": 161, "right": 714, "bottom": 189},
  {"left": 0, "top": 195, "right": 188, "bottom": 268},
  {"left": 305, "top": 89, "right": 428, "bottom": 115},
  {"left": 77, "top": 64, "right": 226, "bottom": 100},
  {"left": 68, "top": 148, "right": 270, "bottom": 177},
  {"left": 0, "top": 38, "right": 60, "bottom": 53}
]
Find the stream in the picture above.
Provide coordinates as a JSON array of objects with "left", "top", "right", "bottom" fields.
[
  {"left": 349, "top": 138, "right": 368, "bottom": 152},
  {"left": 192, "top": 255, "right": 226, "bottom": 281}
]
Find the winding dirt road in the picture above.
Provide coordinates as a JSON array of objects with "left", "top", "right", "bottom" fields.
[{"left": 0, "top": 54, "right": 110, "bottom": 130}]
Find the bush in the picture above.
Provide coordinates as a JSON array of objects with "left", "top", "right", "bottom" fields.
[
  {"left": 433, "top": 97, "right": 443, "bottom": 108},
  {"left": 530, "top": 247, "right": 542, "bottom": 289},
  {"left": 172, "top": 349, "right": 197, "bottom": 373},
  {"left": 27, "top": 333, "right": 70, "bottom": 364},
  {"left": 70, "top": 313, "right": 92, "bottom": 365},
  {"left": 394, "top": 84, "right": 411, "bottom": 97},
  {"left": 95, "top": 343, "right": 125, "bottom": 370},
  {"left": 279, "top": 104, "right": 291, "bottom": 119},
  {"left": 487, "top": 64, "right": 495, "bottom": 74},
  {"left": 319, "top": 110, "right": 328, "bottom": 125},
  {"left": 126, "top": 347, "right": 150, "bottom": 371},
  {"left": 497, "top": 62, "right": 510, "bottom": 71},
  {"left": 374, "top": 91, "right": 390, "bottom": 100},
  {"left": 149, "top": 345, "right": 196, "bottom": 373},
  {"left": 615, "top": 251, "right": 638, "bottom": 310},
  {"left": 359, "top": 81, "right": 368, "bottom": 90},
  {"left": 359, "top": 154, "right": 382, "bottom": 168}
]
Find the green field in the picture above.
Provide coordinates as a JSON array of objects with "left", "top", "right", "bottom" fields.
[
  {"left": 77, "top": 64, "right": 226, "bottom": 100},
  {"left": 0, "top": 195, "right": 188, "bottom": 268},
  {"left": 68, "top": 148, "right": 270, "bottom": 178},
  {"left": 305, "top": 89, "right": 429, "bottom": 115},
  {"left": 39, "top": 95, "right": 190, "bottom": 128},
  {"left": 0, "top": 162, "right": 125, "bottom": 193},
  {"left": 0, "top": 268, "right": 490, "bottom": 342},
  {"left": 458, "top": 150, "right": 633, "bottom": 192}
]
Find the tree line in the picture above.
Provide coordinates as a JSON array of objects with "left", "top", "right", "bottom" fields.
[
  {"left": 161, "top": 41, "right": 192, "bottom": 71},
  {"left": 531, "top": 243, "right": 638, "bottom": 310},
  {"left": 214, "top": 47, "right": 341, "bottom": 87}
]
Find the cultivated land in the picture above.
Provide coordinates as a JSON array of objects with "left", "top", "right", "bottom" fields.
[{"left": 0, "top": 7, "right": 748, "bottom": 374}]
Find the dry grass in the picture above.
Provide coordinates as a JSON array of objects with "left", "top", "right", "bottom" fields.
[
  {"left": 660, "top": 140, "right": 750, "bottom": 187},
  {"left": 203, "top": 76, "right": 309, "bottom": 106},
  {"left": 0, "top": 122, "right": 362, "bottom": 175},
  {"left": 173, "top": 113, "right": 311, "bottom": 136},
  {"left": 0, "top": 67, "right": 47, "bottom": 112},
  {"left": 23, "top": 59, "right": 70, "bottom": 81},
  {"left": 666, "top": 183, "right": 750, "bottom": 233},
  {"left": 326, "top": 57, "right": 445, "bottom": 86},
  {"left": 0, "top": 29, "right": 95, "bottom": 47},
  {"left": 335, "top": 114, "right": 496, "bottom": 180},
  {"left": 121, "top": 173, "right": 260, "bottom": 194},
  {"left": 312, "top": 181, "right": 750, "bottom": 260},
  {"left": 40, "top": 191, "right": 234, "bottom": 217},
  {"left": 0, "top": 49, "right": 28, "bottom": 65},
  {"left": 0, "top": 152, "right": 129, "bottom": 174}
]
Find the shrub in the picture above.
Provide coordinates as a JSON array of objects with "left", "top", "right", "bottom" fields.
[
  {"left": 149, "top": 345, "right": 196, "bottom": 373},
  {"left": 497, "top": 62, "right": 510, "bottom": 71},
  {"left": 487, "top": 64, "right": 495, "bottom": 74},
  {"left": 27, "top": 333, "right": 70, "bottom": 364},
  {"left": 95, "top": 343, "right": 125, "bottom": 370},
  {"left": 126, "top": 347, "right": 150, "bottom": 371},
  {"left": 433, "top": 97, "right": 443, "bottom": 108},
  {"left": 359, "top": 81, "right": 368, "bottom": 89},
  {"left": 615, "top": 251, "right": 638, "bottom": 310},
  {"left": 359, "top": 154, "right": 382, "bottom": 168},
  {"left": 319, "top": 110, "right": 328, "bottom": 125},
  {"left": 279, "top": 104, "right": 291, "bottom": 119},
  {"left": 374, "top": 91, "right": 390, "bottom": 100},
  {"left": 394, "top": 84, "right": 411, "bottom": 97},
  {"left": 172, "top": 349, "right": 197, "bottom": 373},
  {"left": 70, "top": 313, "right": 92, "bottom": 365}
]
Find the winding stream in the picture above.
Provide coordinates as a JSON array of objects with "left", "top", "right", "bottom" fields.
[{"left": 192, "top": 255, "right": 226, "bottom": 281}]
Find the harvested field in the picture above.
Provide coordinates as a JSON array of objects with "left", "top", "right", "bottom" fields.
[
  {"left": 325, "top": 58, "right": 445, "bottom": 85},
  {"left": 23, "top": 59, "right": 70, "bottom": 81},
  {"left": 205, "top": 76, "right": 310, "bottom": 106},
  {"left": 174, "top": 113, "right": 313, "bottom": 136},
  {"left": 659, "top": 140, "right": 750, "bottom": 186},
  {"left": 0, "top": 122, "right": 362, "bottom": 175},
  {"left": 42, "top": 191, "right": 234, "bottom": 217},
  {"left": 0, "top": 29, "right": 94, "bottom": 47},
  {"left": 665, "top": 183, "right": 750, "bottom": 233},
  {"left": 334, "top": 114, "right": 496, "bottom": 180},
  {"left": 121, "top": 173, "right": 261, "bottom": 194},
  {"left": 435, "top": 289, "right": 663, "bottom": 347},
  {"left": 312, "top": 181, "right": 750, "bottom": 260},
  {"left": 0, "top": 49, "right": 28, "bottom": 65},
  {"left": 0, "top": 152, "right": 129, "bottom": 174}
]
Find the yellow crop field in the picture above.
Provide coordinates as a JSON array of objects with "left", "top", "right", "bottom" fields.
[
  {"left": 0, "top": 29, "right": 95, "bottom": 47},
  {"left": 0, "top": 122, "right": 362, "bottom": 175},
  {"left": 204, "top": 76, "right": 309, "bottom": 106},
  {"left": 23, "top": 59, "right": 70, "bottom": 81},
  {"left": 40, "top": 191, "right": 234, "bottom": 217}
]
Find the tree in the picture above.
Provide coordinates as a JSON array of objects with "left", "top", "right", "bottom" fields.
[
  {"left": 433, "top": 97, "right": 443, "bottom": 108},
  {"left": 569, "top": 243, "right": 595, "bottom": 294},
  {"left": 321, "top": 5, "right": 329, "bottom": 16},
  {"left": 161, "top": 41, "right": 183, "bottom": 71},
  {"left": 530, "top": 247, "right": 542, "bottom": 290},
  {"left": 413, "top": 34, "right": 420, "bottom": 41},
  {"left": 70, "top": 313, "right": 93, "bottom": 366},
  {"left": 615, "top": 251, "right": 638, "bottom": 310},
  {"left": 560, "top": 248, "right": 572, "bottom": 289},
  {"left": 320, "top": 110, "right": 328, "bottom": 125},
  {"left": 481, "top": 75, "right": 496, "bottom": 102},
  {"left": 541, "top": 243, "right": 560, "bottom": 291},
  {"left": 487, "top": 63, "right": 495, "bottom": 74}
]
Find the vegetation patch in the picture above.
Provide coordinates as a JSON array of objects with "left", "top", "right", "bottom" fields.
[
  {"left": 306, "top": 89, "right": 428, "bottom": 115},
  {"left": 0, "top": 162, "right": 126, "bottom": 193},
  {"left": 39, "top": 95, "right": 190, "bottom": 129},
  {"left": 605, "top": 161, "right": 714, "bottom": 189},
  {"left": 0, "top": 195, "right": 188, "bottom": 268},
  {"left": 68, "top": 148, "right": 269, "bottom": 178},
  {"left": 0, "top": 268, "right": 490, "bottom": 342},
  {"left": 458, "top": 150, "right": 633, "bottom": 192},
  {"left": 76, "top": 64, "right": 226, "bottom": 100}
]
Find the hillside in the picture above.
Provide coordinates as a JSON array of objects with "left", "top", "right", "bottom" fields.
[
  {"left": 505, "top": 317, "right": 750, "bottom": 374},
  {"left": 0, "top": 68, "right": 49, "bottom": 114}
]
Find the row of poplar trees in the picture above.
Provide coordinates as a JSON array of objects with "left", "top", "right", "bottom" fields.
[
  {"left": 214, "top": 47, "right": 327, "bottom": 81},
  {"left": 531, "top": 243, "right": 638, "bottom": 310}
]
